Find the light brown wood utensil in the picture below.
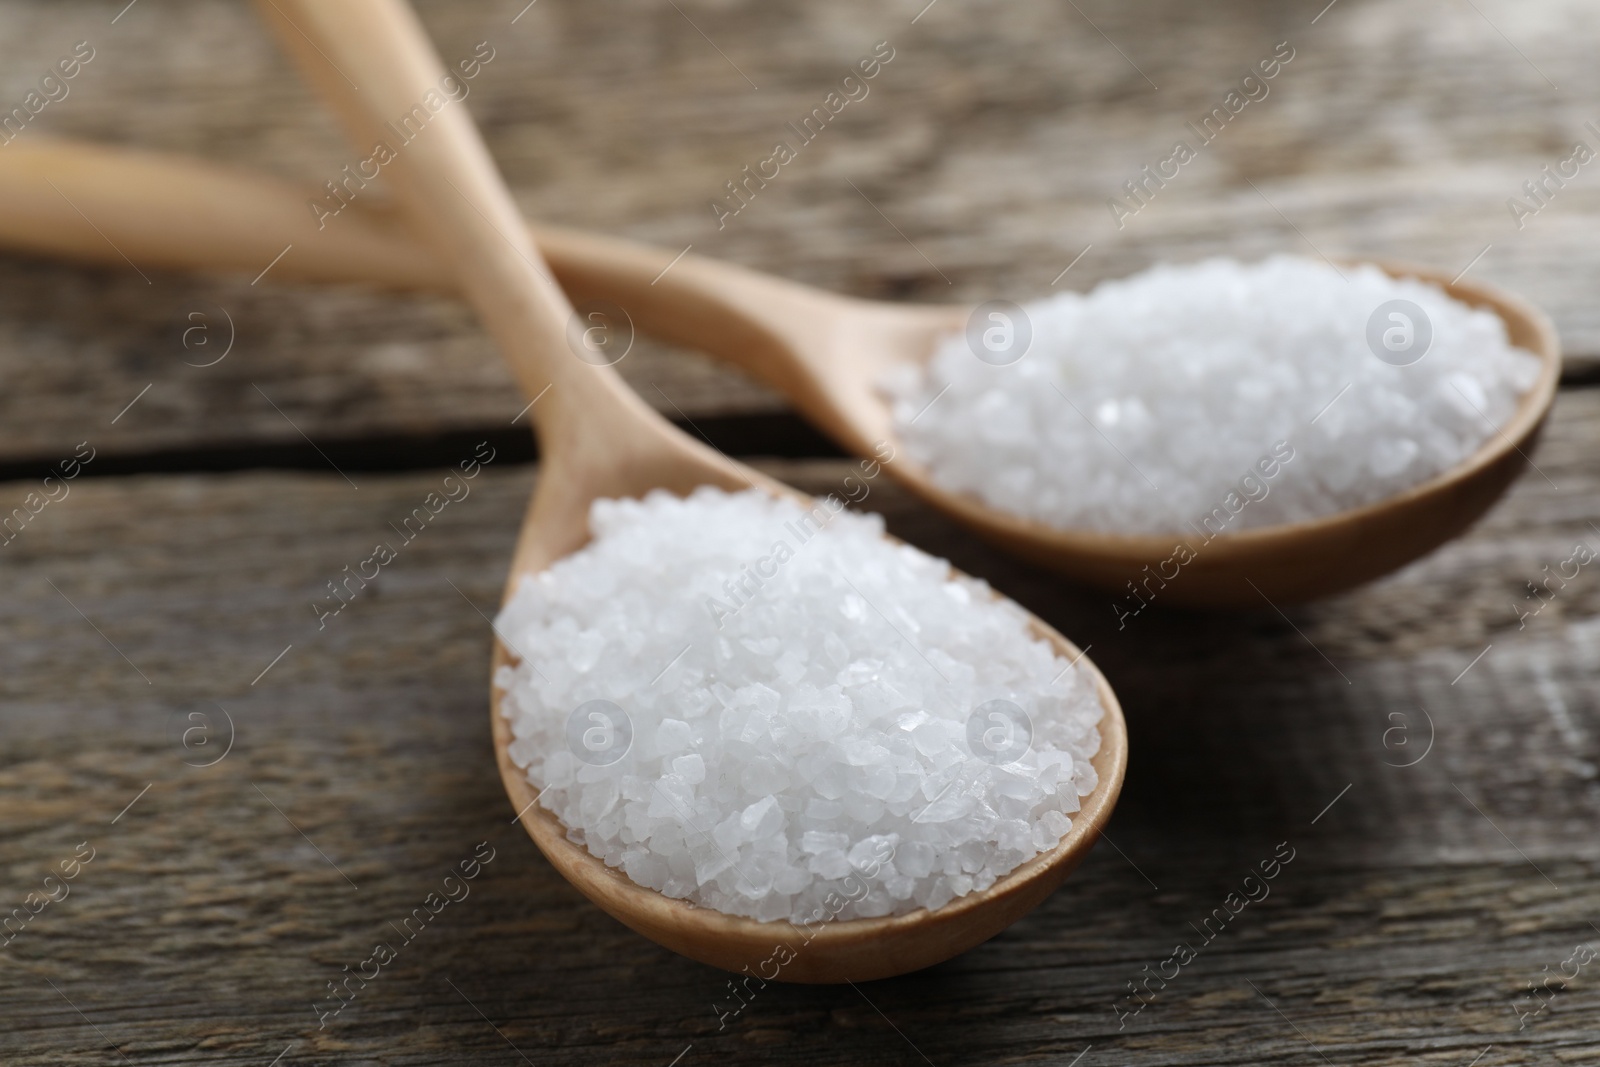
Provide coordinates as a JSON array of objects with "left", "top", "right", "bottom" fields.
[
  {"left": 0, "top": 137, "right": 1561, "bottom": 607},
  {"left": 244, "top": 0, "right": 1124, "bottom": 982}
]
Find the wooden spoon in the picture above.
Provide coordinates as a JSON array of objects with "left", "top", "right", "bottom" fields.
[
  {"left": 250, "top": 0, "right": 1125, "bottom": 983},
  {"left": 0, "top": 138, "right": 1562, "bottom": 607},
  {"left": 0, "top": 138, "right": 1564, "bottom": 607}
]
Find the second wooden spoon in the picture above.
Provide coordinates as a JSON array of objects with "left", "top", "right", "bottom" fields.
[{"left": 0, "top": 138, "right": 1560, "bottom": 607}]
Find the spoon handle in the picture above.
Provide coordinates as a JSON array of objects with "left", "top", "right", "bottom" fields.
[
  {"left": 0, "top": 138, "right": 437, "bottom": 289},
  {"left": 0, "top": 137, "right": 849, "bottom": 387},
  {"left": 252, "top": 0, "right": 660, "bottom": 461}
]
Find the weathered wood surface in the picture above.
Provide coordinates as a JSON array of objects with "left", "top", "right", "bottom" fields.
[
  {"left": 0, "top": 0, "right": 1598, "bottom": 462},
  {"left": 4, "top": 417, "right": 1600, "bottom": 1065},
  {"left": 4, "top": 0, "right": 1600, "bottom": 1063}
]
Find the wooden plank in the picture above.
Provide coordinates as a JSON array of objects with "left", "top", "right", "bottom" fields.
[
  {"left": 0, "top": 0, "right": 1598, "bottom": 461},
  {"left": 3, "top": 394, "right": 1600, "bottom": 1063},
  {"left": 0, "top": 259, "right": 784, "bottom": 464}
]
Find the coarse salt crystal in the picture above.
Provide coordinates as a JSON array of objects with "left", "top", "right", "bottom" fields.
[
  {"left": 494, "top": 488, "right": 1101, "bottom": 923},
  {"left": 886, "top": 256, "right": 1541, "bottom": 533}
]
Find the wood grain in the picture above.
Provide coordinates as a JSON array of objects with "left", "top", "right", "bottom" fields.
[
  {"left": 3, "top": 415, "right": 1599, "bottom": 1063},
  {"left": 0, "top": 0, "right": 1597, "bottom": 462},
  {"left": 3, "top": 0, "right": 1599, "bottom": 1062}
]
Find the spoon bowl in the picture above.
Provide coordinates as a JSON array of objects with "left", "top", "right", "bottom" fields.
[
  {"left": 490, "top": 619, "right": 1124, "bottom": 983},
  {"left": 254, "top": 0, "right": 1126, "bottom": 982},
  {"left": 0, "top": 140, "right": 1561, "bottom": 606}
]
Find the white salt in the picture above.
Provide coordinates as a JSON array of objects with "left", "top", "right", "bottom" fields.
[
  {"left": 884, "top": 256, "right": 1543, "bottom": 533},
  {"left": 494, "top": 487, "right": 1102, "bottom": 923}
]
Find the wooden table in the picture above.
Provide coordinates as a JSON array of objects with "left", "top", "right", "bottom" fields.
[{"left": 3, "top": 1, "right": 1597, "bottom": 1064}]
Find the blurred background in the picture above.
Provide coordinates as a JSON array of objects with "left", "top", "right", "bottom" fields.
[{"left": 1, "top": 2, "right": 1597, "bottom": 1065}]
